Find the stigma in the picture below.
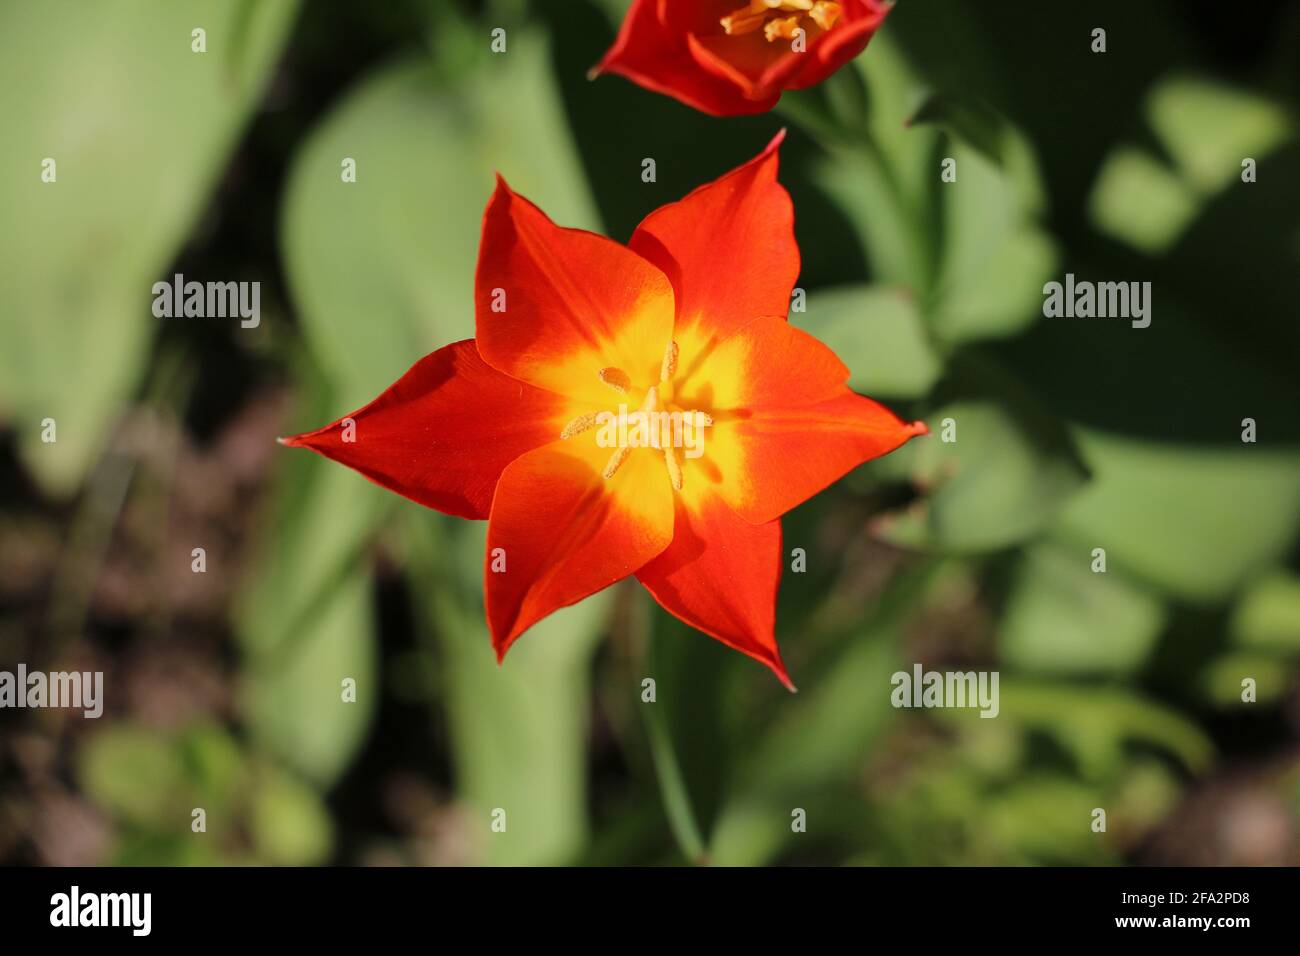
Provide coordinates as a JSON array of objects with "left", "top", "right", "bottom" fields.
[
  {"left": 720, "top": 0, "right": 842, "bottom": 42},
  {"left": 558, "top": 341, "right": 713, "bottom": 492}
]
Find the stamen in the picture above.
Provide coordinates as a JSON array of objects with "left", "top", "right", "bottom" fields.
[
  {"left": 602, "top": 446, "right": 630, "bottom": 480},
  {"left": 640, "top": 385, "right": 659, "bottom": 414},
  {"left": 765, "top": 15, "right": 801, "bottom": 41},
  {"left": 721, "top": 9, "right": 767, "bottom": 35},
  {"left": 599, "top": 367, "right": 631, "bottom": 394},
  {"left": 721, "top": 0, "right": 833, "bottom": 42},
  {"left": 660, "top": 340, "right": 678, "bottom": 383},
  {"left": 809, "top": 1, "right": 841, "bottom": 30},
  {"left": 664, "top": 446, "right": 683, "bottom": 491},
  {"left": 560, "top": 412, "right": 599, "bottom": 440}
]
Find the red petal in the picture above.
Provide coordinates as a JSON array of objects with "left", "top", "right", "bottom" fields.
[
  {"left": 784, "top": 0, "right": 889, "bottom": 91},
  {"left": 683, "top": 0, "right": 887, "bottom": 102},
  {"left": 629, "top": 132, "right": 798, "bottom": 345},
  {"left": 486, "top": 438, "right": 675, "bottom": 658},
  {"left": 687, "top": 317, "right": 927, "bottom": 524},
  {"left": 637, "top": 490, "right": 793, "bottom": 689},
  {"left": 475, "top": 177, "right": 676, "bottom": 404},
  {"left": 280, "top": 340, "right": 572, "bottom": 519},
  {"left": 593, "top": 0, "right": 774, "bottom": 116}
]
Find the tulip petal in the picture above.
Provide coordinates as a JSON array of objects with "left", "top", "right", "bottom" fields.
[
  {"left": 629, "top": 132, "right": 798, "bottom": 346},
  {"left": 593, "top": 0, "right": 775, "bottom": 116},
  {"left": 637, "top": 487, "right": 792, "bottom": 689},
  {"left": 678, "top": 316, "right": 927, "bottom": 524},
  {"left": 280, "top": 340, "right": 574, "bottom": 519},
  {"left": 486, "top": 437, "right": 675, "bottom": 657},
  {"left": 475, "top": 177, "right": 676, "bottom": 404},
  {"left": 784, "top": 0, "right": 889, "bottom": 91}
]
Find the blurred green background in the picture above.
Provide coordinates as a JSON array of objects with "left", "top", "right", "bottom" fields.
[{"left": 2, "top": 0, "right": 1300, "bottom": 866}]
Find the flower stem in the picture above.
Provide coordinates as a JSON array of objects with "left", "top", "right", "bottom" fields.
[{"left": 634, "top": 590, "right": 708, "bottom": 864}]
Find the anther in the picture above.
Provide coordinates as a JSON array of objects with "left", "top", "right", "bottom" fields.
[
  {"left": 660, "top": 340, "right": 678, "bottom": 383},
  {"left": 602, "top": 446, "right": 630, "bottom": 480},
  {"left": 599, "top": 367, "right": 631, "bottom": 394},
  {"left": 809, "top": 1, "right": 841, "bottom": 31},
  {"left": 664, "top": 446, "right": 683, "bottom": 491},
  {"left": 560, "top": 412, "right": 599, "bottom": 440}
]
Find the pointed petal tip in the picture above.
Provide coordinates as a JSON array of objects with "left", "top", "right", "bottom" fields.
[
  {"left": 768, "top": 656, "right": 797, "bottom": 693},
  {"left": 908, "top": 419, "right": 930, "bottom": 437}
]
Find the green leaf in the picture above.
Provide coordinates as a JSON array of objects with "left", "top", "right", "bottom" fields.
[
  {"left": 241, "top": 568, "right": 378, "bottom": 788},
  {"left": 795, "top": 286, "right": 940, "bottom": 399},
  {"left": 874, "top": 396, "right": 1088, "bottom": 554},
  {"left": 908, "top": 92, "right": 1008, "bottom": 167},
  {"left": 1147, "top": 76, "right": 1292, "bottom": 194},
  {"left": 1054, "top": 430, "right": 1300, "bottom": 602},
  {"left": 0, "top": 0, "right": 300, "bottom": 492},
  {"left": 813, "top": 34, "right": 938, "bottom": 291},
  {"left": 78, "top": 725, "right": 189, "bottom": 828},
  {"left": 236, "top": 372, "right": 386, "bottom": 788},
  {"left": 1089, "top": 76, "right": 1293, "bottom": 253},
  {"left": 996, "top": 681, "right": 1213, "bottom": 779},
  {"left": 281, "top": 32, "right": 599, "bottom": 404},
  {"left": 249, "top": 764, "right": 334, "bottom": 865},
  {"left": 928, "top": 140, "right": 1056, "bottom": 345},
  {"left": 410, "top": 519, "right": 608, "bottom": 866},
  {"left": 1202, "top": 653, "right": 1288, "bottom": 706},
  {"left": 1230, "top": 571, "right": 1300, "bottom": 654},
  {"left": 1000, "top": 541, "right": 1166, "bottom": 677},
  {"left": 1088, "top": 148, "right": 1200, "bottom": 253}
]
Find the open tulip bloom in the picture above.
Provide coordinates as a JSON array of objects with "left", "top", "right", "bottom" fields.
[
  {"left": 282, "top": 134, "right": 927, "bottom": 688},
  {"left": 594, "top": 0, "right": 891, "bottom": 116}
]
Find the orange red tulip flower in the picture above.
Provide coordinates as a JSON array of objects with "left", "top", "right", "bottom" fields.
[
  {"left": 282, "top": 133, "right": 926, "bottom": 687},
  {"left": 594, "top": 0, "right": 891, "bottom": 116}
]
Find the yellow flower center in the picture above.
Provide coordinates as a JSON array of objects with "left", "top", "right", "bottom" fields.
[
  {"left": 720, "top": 0, "right": 842, "bottom": 42},
  {"left": 560, "top": 340, "right": 713, "bottom": 492}
]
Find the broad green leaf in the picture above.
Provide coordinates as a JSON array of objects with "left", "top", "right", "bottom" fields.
[
  {"left": 795, "top": 286, "right": 940, "bottom": 399},
  {"left": 1231, "top": 571, "right": 1300, "bottom": 653},
  {"left": 1088, "top": 148, "right": 1200, "bottom": 253},
  {"left": 908, "top": 93, "right": 1009, "bottom": 167},
  {"left": 1202, "top": 653, "right": 1288, "bottom": 707},
  {"left": 241, "top": 568, "right": 377, "bottom": 788},
  {"left": 983, "top": 776, "right": 1107, "bottom": 864},
  {"left": 1000, "top": 541, "right": 1166, "bottom": 677},
  {"left": 707, "top": 565, "right": 939, "bottom": 866},
  {"left": 281, "top": 33, "right": 598, "bottom": 405},
  {"left": 249, "top": 764, "right": 334, "bottom": 865},
  {"left": 410, "top": 518, "right": 608, "bottom": 866},
  {"left": 1090, "top": 75, "right": 1293, "bottom": 253},
  {"left": 996, "top": 681, "right": 1213, "bottom": 780},
  {"left": 928, "top": 140, "right": 1056, "bottom": 345},
  {"left": 1054, "top": 430, "right": 1300, "bottom": 602},
  {"left": 0, "top": 0, "right": 299, "bottom": 492},
  {"left": 78, "top": 725, "right": 189, "bottom": 828},
  {"left": 237, "top": 382, "right": 386, "bottom": 788},
  {"left": 78, "top": 723, "right": 252, "bottom": 839},
  {"left": 874, "top": 398, "right": 1088, "bottom": 553},
  {"left": 1147, "top": 76, "right": 1292, "bottom": 194},
  {"left": 814, "top": 35, "right": 938, "bottom": 291}
]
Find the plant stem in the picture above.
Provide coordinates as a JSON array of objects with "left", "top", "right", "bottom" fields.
[{"left": 634, "top": 590, "right": 708, "bottom": 864}]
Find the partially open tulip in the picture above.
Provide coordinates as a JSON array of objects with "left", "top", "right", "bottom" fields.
[
  {"left": 282, "top": 133, "right": 926, "bottom": 688},
  {"left": 594, "top": 0, "right": 891, "bottom": 116}
]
